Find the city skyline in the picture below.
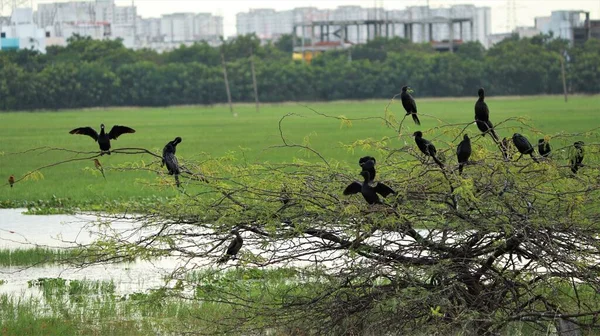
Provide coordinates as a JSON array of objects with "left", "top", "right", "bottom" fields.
[
  {"left": 117, "top": 0, "right": 600, "bottom": 37},
  {"left": 4, "top": 0, "right": 599, "bottom": 37}
]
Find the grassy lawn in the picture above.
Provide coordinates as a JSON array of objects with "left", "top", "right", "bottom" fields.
[{"left": 1, "top": 95, "right": 598, "bottom": 204}]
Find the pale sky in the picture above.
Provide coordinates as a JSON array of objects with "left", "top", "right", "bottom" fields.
[{"left": 24, "top": 0, "right": 600, "bottom": 36}]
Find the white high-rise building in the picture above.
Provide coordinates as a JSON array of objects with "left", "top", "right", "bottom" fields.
[{"left": 535, "top": 11, "right": 588, "bottom": 42}]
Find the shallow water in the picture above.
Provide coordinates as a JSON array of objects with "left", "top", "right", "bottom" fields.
[{"left": 0, "top": 209, "right": 182, "bottom": 296}]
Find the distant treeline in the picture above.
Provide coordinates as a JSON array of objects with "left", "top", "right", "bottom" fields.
[{"left": 0, "top": 33, "right": 599, "bottom": 111}]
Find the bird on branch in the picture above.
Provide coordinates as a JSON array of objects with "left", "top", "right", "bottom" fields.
[
  {"left": 570, "top": 141, "right": 585, "bottom": 174},
  {"left": 474, "top": 88, "right": 499, "bottom": 142},
  {"left": 456, "top": 134, "right": 472, "bottom": 175},
  {"left": 162, "top": 137, "right": 182, "bottom": 187},
  {"left": 344, "top": 170, "right": 395, "bottom": 205},
  {"left": 537, "top": 137, "right": 552, "bottom": 158},
  {"left": 400, "top": 85, "right": 420, "bottom": 126},
  {"left": 8, "top": 175, "right": 15, "bottom": 188},
  {"left": 512, "top": 133, "right": 539, "bottom": 163},
  {"left": 69, "top": 124, "right": 135, "bottom": 155},
  {"left": 217, "top": 230, "right": 243, "bottom": 264},
  {"left": 414, "top": 131, "right": 444, "bottom": 169}
]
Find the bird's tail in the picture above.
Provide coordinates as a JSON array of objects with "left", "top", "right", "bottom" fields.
[
  {"left": 570, "top": 160, "right": 579, "bottom": 174},
  {"left": 489, "top": 128, "right": 499, "bottom": 142},
  {"left": 174, "top": 174, "right": 180, "bottom": 188},
  {"left": 458, "top": 163, "right": 464, "bottom": 175},
  {"left": 432, "top": 155, "right": 445, "bottom": 169},
  {"left": 412, "top": 113, "right": 421, "bottom": 126},
  {"left": 217, "top": 255, "right": 230, "bottom": 264},
  {"left": 530, "top": 153, "right": 539, "bottom": 163}
]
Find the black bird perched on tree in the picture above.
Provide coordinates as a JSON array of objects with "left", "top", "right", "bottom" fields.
[
  {"left": 343, "top": 170, "right": 395, "bottom": 205},
  {"left": 217, "top": 230, "right": 243, "bottom": 264},
  {"left": 537, "top": 138, "right": 552, "bottom": 158},
  {"left": 162, "top": 137, "right": 182, "bottom": 187},
  {"left": 474, "top": 88, "right": 499, "bottom": 141},
  {"left": 570, "top": 141, "right": 585, "bottom": 174},
  {"left": 456, "top": 134, "right": 472, "bottom": 175},
  {"left": 400, "top": 86, "right": 420, "bottom": 126},
  {"left": 69, "top": 124, "right": 135, "bottom": 155},
  {"left": 413, "top": 131, "right": 444, "bottom": 168},
  {"left": 358, "top": 156, "right": 376, "bottom": 182},
  {"left": 512, "top": 133, "right": 539, "bottom": 163}
]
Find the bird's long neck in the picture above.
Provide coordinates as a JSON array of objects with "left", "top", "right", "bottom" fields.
[
  {"left": 100, "top": 127, "right": 105, "bottom": 136},
  {"left": 477, "top": 95, "right": 484, "bottom": 102}
]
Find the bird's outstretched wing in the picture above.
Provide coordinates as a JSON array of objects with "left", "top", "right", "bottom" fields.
[
  {"left": 343, "top": 182, "right": 362, "bottom": 195},
  {"left": 108, "top": 125, "right": 136, "bottom": 140},
  {"left": 374, "top": 182, "right": 395, "bottom": 198},
  {"left": 69, "top": 127, "right": 98, "bottom": 141}
]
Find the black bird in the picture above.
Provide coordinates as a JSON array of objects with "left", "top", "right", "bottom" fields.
[
  {"left": 69, "top": 124, "right": 135, "bottom": 155},
  {"left": 358, "top": 156, "right": 376, "bottom": 182},
  {"left": 343, "top": 170, "right": 395, "bottom": 205},
  {"left": 512, "top": 133, "right": 539, "bottom": 163},
  {"left": 413, "top": 131, "right": 444, "bottom": 168},
  {"left": 400, "top": 86, "right": 420, "bottom": 126},
  {"left": 456, "top": 134, "right": 472, "bottom": 175},
  {"left": 537, "top": 138, "right": 551, "bottom": 158},
  {"left": 217, "top": 230, "right": 243, "bottom": 264},
  {"left": 570, "top": 141, "right": 585, "bottom": 174},
  {"left": 162, "top": 137, "right": 182, "bottom": 187},
  {"left": 474, "top": 88, "right": 499, "bottom": 141}
]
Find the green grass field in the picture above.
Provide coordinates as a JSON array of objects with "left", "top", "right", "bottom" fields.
[{"left": 1, "top": 95, "right": 598, "bottom": 204}]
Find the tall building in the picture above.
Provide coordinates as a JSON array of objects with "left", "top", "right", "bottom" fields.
[
  {"left": 236, "top": 4, "right": 492, "bottom": 48},
  {"left": 31, "top": 0, "right": 223, "bottom": 51},
  {"left": 535, "top": 11, "right": 588, "bottom": 42}
]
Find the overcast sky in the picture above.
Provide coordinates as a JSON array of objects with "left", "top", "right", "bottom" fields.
[{"left": 31, "top": 0, "right": 600, "bottom": 36}]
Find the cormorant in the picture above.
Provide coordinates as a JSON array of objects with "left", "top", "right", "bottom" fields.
[
  {"left": 537, "top": 138, "right": 551, "bottom": 158},
  {"left": 358, "top": 156, "right": 376, "bottom": 182},
  {"left": 474, "top": 88, "right": 499, "bottom": 141},
  {"left": 456, "top": 134, "right": 472, "bottom": 175},
  {"left": 512, "top": 133, "right": 539, "bottom": 163},
  {"left": 413, "top": 131, "right": 444, "bottom": 168},
  {"left": 93, "top": 159, "right": 106, "bottom": 180},
  {"left": 400, "top": 86, "right": 420, "bottom": 126},
  {"left": 343, "top": 170, "right": 395, "bottom": 205},
  {"left": 570, "top": 141, "right": 585, "bottom": 174},
  {"left": 8, "top": 175, "right": 14, "bottom": 188},
  {"left": 162, "top": 137, "right": 182, "bottom": 187},
  {"left": 69, "top": 124, "right": 135, "bottom": 155},
  {"left": 217, "top": 230, "right": 243, "bottom": 264}
]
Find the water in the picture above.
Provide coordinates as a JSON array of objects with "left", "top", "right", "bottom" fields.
[{"left": 0, "top": 208, "right": 180, "bottom": 296}]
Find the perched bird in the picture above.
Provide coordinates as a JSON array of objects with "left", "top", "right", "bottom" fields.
[
  {"left": 343, "top": 170, "right": 395, "bottom": 205},
  {"left": 400, "top": 86, "right": 420, "bottom": 126},
  {"left": 69, "top": 124, "right": 135, "bottom": 155},
  {"left": 217, "top": 230, "right": 243, "bottom": 264},
  {"left": 93, "top": 159, "right": 106, "bottom": 180},
  {"left": 474, "top": 88, "right": 499, "bottom": 141},
  {"left": 456, "top": 134, "right": 472, "bottom": 175},
  {"left": 358, "top": 156, "right": 376, "bottom": 182},
  {"left": 162, "top": 137, "right": 182, "bottom": 187},
  {"left": 512, "top": 133, "right": 539, "bottom": 163},
  {"left": 537, "top": 138, "right": 552, "bottom": 158},
  {"left": 8, "top": 175, "right": 15, "bottom": 188},
  {"left": 570, "top": 141, "right": 585, "bottom": 174},
  {"left": 413, "top": 131, "right": 444, "bottom": 168}
]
